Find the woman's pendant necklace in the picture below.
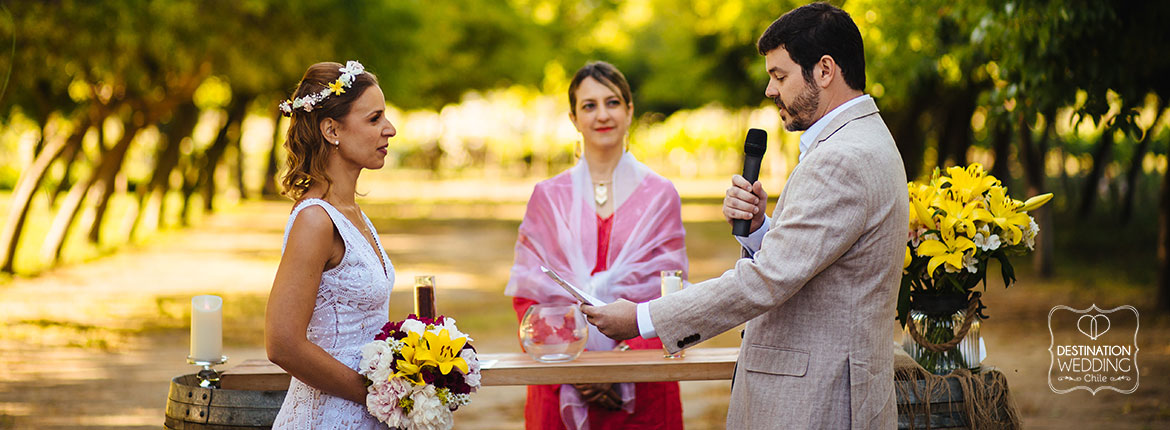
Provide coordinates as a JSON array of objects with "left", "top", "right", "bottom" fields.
[{"left": 594, "top": 182, "right": 609, "bottom": 207}]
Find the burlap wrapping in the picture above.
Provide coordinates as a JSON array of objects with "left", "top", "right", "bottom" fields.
[{"left": 894, "top": 346, "right": 1021, "bottom": 429}]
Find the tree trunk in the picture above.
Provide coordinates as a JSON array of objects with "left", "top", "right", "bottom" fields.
[
  {"left": 130, "top": 101, "right": 200, "bottom": 239},
  {"left": 199, "top": 110, "right": 234, "bottom": 212},
  {"left": 886, "top": 77, "right": 937, "bottom": 179},
  {"left": 990, "top": 117, "right": 1012, "bottom": 182},
  {"left": 1018, "top": 112, "right": 1053, "bottom": 278},
  {"left": 935, "top": 88, "right": 976, "bottom": 168},
  {"left": 234, "top": 135, "right": 248, "bottom": 199},
  {"left": 180, "top": 175, "right": 196, "bottom": 226},
  {"left": 28, "top": 109, "right": 53, "bottom": 157},
  {"left": 40, "top": 121, "right": 142, "bottom": 264},
  {"left": 1159, "top": 150, "right": 1170, "bottom": 312},
  {"left": 1079, "top": 130, "right": 1115, "bottom": 217},
  {"left": 262, "top": 110, "right": 283, "bottom": 198},
  {"left": 1122, "top": 136, "right": 1152, "bottom": 224},
  {"left": 200, "top": 96, "right": 251, "bottom": 212},
  {"left": 892, "top": 101, "right": 930, "bottom": 179},
  {"left": 85, "top": 167, "right": 119, "bottom": 245},
  {"left": 1057, "top": 145, "right": 1072, "bottom": 199},
  {"left": 49, "top": 139, "right": 83, "bottom": 207},
  {"left": 0, "top": 117, "right": 91, "bottom": 273},
  {"left": 1122, "top": 107, "right": 1162, "bottom": 224},
  {"left": 179, "top": 143, "right": 202, "bottom": 227}
]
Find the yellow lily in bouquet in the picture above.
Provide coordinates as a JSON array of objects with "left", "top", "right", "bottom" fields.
[
  {"left": 916, "top": 225, "right": 976, "bottom": 276},
  {"left": 393, "top": 329, "right": 471, "bottom": 385},
  {"left": 899, "top": 163, "right": 1052, "bottom": 374},
  {"left": 415, "top": 329, "right": 470, "bottom": 375}
]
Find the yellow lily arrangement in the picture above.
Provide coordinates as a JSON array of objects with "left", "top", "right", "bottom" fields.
[{"left": 899, "top": 163, "right": 1053, "bottom": 326}]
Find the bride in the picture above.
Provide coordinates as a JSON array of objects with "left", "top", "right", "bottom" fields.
[{"left": 265, "top": 60, "right": 397, "bottom": 428}]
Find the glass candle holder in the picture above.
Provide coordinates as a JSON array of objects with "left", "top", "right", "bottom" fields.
[
  {"left": 660, "top": 271, "right": 685, "bottom": 359},
  {"left": 414, "top": 275, "right": 436, "bottom": 320}
]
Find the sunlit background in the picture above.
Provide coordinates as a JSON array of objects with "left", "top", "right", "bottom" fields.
[{"left": 1, "top": 0, "right": 1169, "bottom": 428}]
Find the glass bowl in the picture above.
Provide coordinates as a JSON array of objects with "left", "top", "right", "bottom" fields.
[{"left": 519, "top": 304, "right": 588, "bottom": 363}]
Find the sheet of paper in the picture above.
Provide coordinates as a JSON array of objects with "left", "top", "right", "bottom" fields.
[{"left": 540, "top": 266, "right": 608, "bottom": 306}]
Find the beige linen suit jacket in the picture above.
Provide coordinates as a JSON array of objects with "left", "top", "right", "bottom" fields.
[{"left": 649, "top": 98, "right": 907, "bottom": 429}]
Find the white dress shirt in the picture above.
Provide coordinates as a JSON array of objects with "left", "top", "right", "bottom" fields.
[{"left": 636, "top": 94, "right": 873, "bottom": 340}]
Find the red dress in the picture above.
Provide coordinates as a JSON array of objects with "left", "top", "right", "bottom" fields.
[{"left": 512, "top": 214, "right": 684, "bottom": 430}]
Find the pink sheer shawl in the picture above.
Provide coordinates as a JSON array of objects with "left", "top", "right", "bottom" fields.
[{"left": 504, "top": 153, "right": 688, "bottom": 429}]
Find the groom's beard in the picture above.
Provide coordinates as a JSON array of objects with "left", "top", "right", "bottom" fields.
[{"left": 773, "top": 77, "right": 821, "bottom": 132}]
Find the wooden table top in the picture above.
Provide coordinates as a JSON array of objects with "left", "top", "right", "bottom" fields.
[{"left": 220, "top": 347, "right": 739, "bottom": 391}]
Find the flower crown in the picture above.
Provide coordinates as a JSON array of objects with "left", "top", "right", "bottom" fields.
[{"left": 279, "top": 60, "right": 366, "bottom": 116}]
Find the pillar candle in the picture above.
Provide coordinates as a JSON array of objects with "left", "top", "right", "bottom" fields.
[
  {"left": 660, "top": 270, "right": 683, "bottom": 296},
  {"left": 190, "top": 295, "right": 223, "bottom": 362}
]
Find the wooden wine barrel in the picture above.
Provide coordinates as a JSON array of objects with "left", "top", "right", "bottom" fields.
[
  {"left": 895, "top": 370, "right": 1016, "bottom": 429},
  {"left": 164, "top": 374, "right": 286, "bottom": 429}
]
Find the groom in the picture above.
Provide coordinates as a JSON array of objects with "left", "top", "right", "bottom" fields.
[{"left": 582, "top": 3, "right": 908, "bottom": 428}]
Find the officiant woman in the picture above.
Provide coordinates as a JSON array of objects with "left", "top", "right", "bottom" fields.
[{"left": 504, "top": 61, "right": 689, "bottom": 430}]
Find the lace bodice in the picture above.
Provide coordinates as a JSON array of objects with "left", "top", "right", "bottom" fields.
[{"left": 273, "top": 198, "right": 394, "bottom": 430}]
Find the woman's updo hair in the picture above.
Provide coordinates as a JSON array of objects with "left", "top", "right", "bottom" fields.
[
  {"left": 280, "top": 62, "right": 379, "bottom": 200},
  {"left": 567, "top": 61, "right": 633, "bottom": 116}
]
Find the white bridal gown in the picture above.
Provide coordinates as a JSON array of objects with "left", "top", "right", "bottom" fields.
[{"left": 272, "top": 198, "right": 394, "bottom": 429}]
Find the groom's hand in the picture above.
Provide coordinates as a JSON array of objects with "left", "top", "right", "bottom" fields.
[
  {"left": 581, "top": 299, "right": 639, "bottom": 340},
  {"left": 723, "top": 174, "right": 768, "bottom": 234}
]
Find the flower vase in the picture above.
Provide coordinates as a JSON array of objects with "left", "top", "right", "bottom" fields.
[{"left": 901, "top": 293, "right": 982, "bottom": 375}]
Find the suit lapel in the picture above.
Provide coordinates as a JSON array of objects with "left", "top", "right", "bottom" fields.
[{"left": 804, "top": 98, "right": 880, "bottom": 155}]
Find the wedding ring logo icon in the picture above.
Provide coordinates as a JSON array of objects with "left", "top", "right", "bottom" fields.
[{"left": 1077, "top": 314, "right": 1111, "bottom": 340}]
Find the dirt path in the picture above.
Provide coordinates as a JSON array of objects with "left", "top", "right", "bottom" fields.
[{"left": 0, "top": 201, "right": 286, "bottom": 429}]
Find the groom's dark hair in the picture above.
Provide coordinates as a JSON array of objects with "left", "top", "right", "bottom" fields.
[{"left": 757, "top": 2, "right": 866, "bottom": 91}]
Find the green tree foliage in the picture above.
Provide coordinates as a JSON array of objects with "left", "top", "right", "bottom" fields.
[
  {"left": 1, "top": 0, "right": 1169, "bottom": 297},
  {"left": 975, "top": 0, "right": 1170, "bottom": 129},
  {"left": 600, "top": 0, "right": 784, "bottom": 114}
]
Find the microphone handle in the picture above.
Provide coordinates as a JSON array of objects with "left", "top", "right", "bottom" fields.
[{"left": 732, "top": 154, "right": 764, "bottom": 237}]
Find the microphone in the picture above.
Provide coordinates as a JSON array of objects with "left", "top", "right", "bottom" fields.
[{"left": 733, "top": 128, "right": 767, "bottom": 237}]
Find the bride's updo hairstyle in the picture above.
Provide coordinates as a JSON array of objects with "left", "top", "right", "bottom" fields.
[{"left": 280, "top": 61, "right": 379, "bottom": 200}]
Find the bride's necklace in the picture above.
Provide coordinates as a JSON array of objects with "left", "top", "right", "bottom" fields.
[{"left": 593, "top": 181, "right": 610, "bottom": 206}]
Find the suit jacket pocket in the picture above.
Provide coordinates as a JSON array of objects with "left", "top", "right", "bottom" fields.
[{"left": 742, "top": 344, "right": 810, "bottom": 377}]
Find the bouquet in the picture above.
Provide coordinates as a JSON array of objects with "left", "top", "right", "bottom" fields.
[
  {"left": 359, "top": 314, "right": 481, "bottom": 430},
  {"left": 899, "top": 163, "right": 1052, "bottom": 372}
]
